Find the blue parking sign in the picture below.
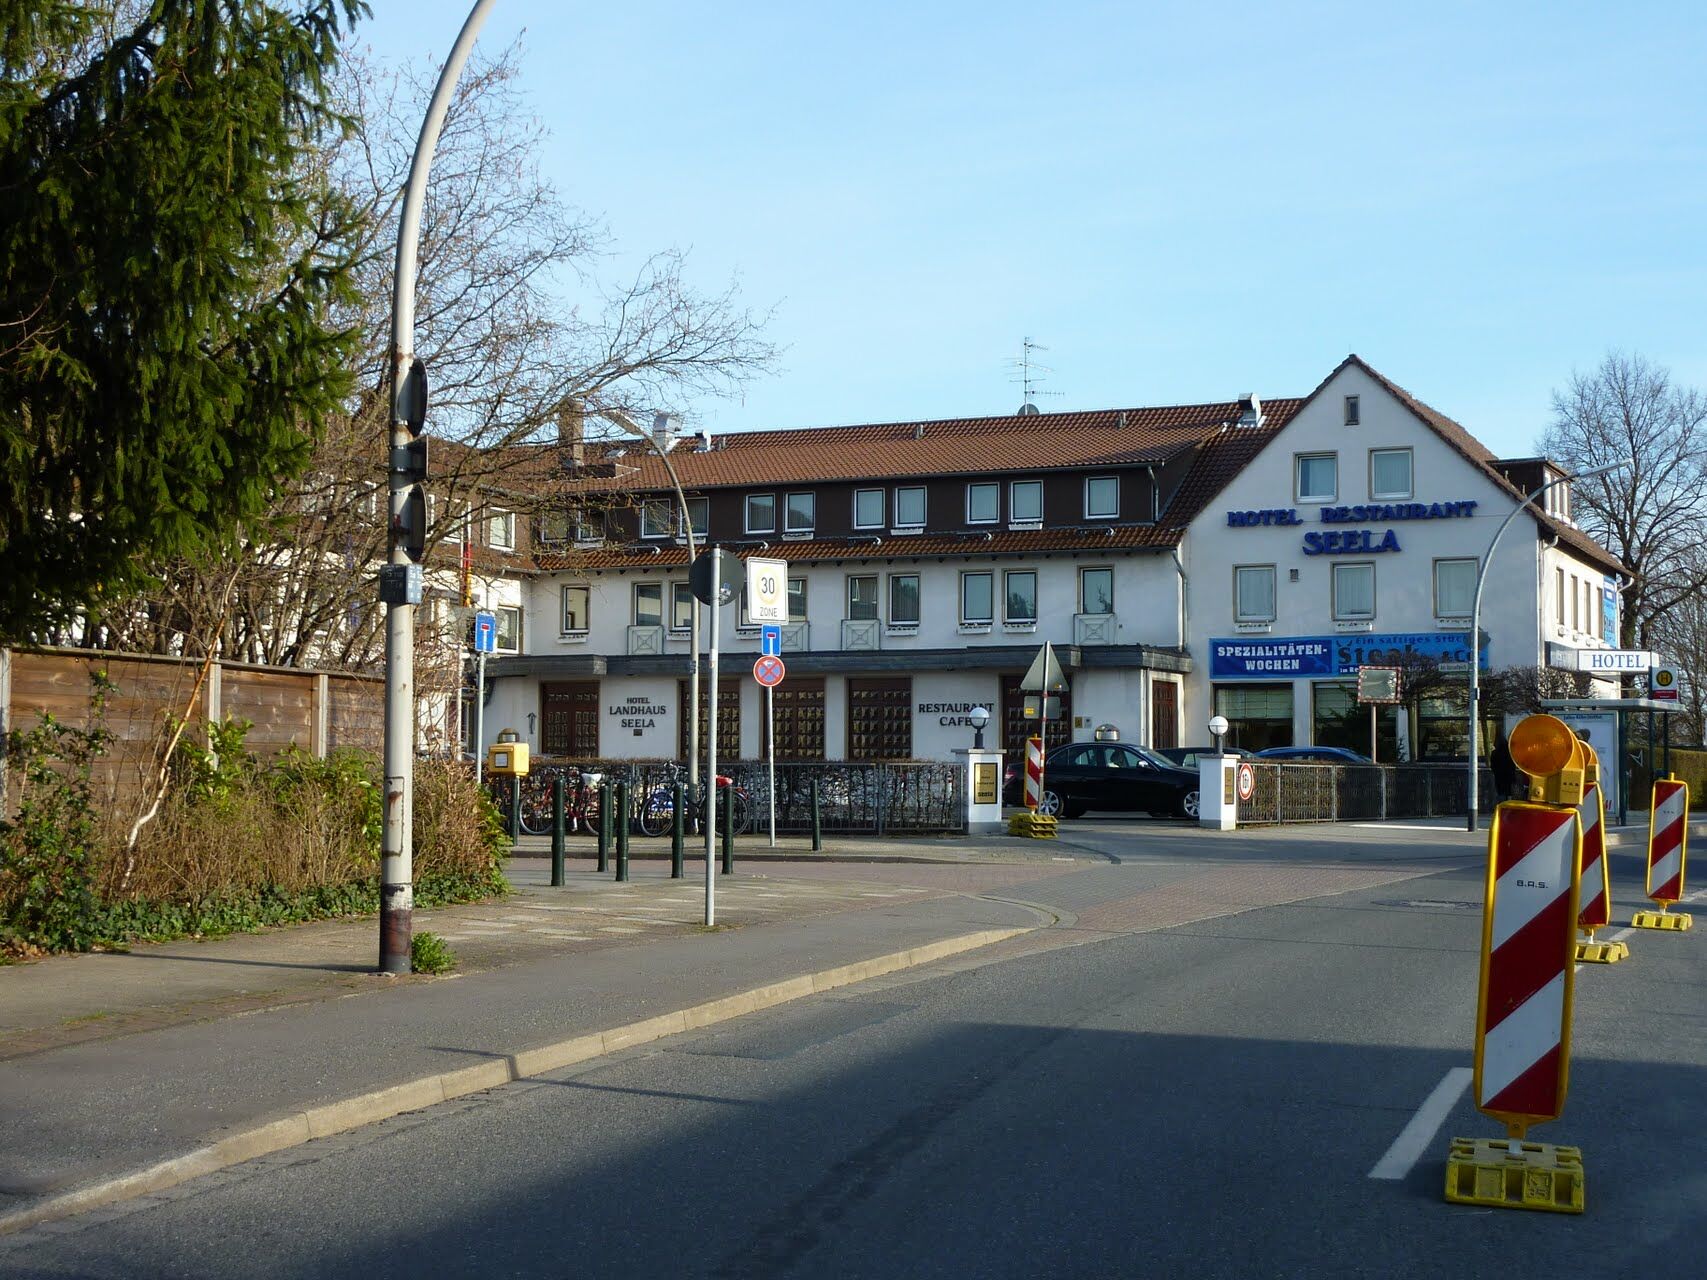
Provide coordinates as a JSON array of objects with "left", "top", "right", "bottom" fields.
[
  {"left": 760, "top": 623, "right": 782, "bottom": 657},
  {"left": 473, "top": 610, "right": 497, "bottom": 654}
]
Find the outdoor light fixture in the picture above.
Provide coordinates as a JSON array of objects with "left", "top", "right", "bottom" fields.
[
  {"left": 1209, "top": 714, "right": 1229, "bottom": 754},
  {"left": 969, "top": 704, "right": 991, "bottom": 750}
]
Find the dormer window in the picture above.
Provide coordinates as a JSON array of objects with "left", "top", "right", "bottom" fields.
[
  {"left": 745, "top": 493, "right": 776, "bottom": 534},
  {"left": 894, "top": 486, "right": 926, "bottom": 529},
  {"left": 1084, "top": 475, "right": 1119, "bottom": 520},
  {"left": 967, "top": 482, "right": 998, "bottom": 524},
  {"left": 785, "top": 492, "right": 815, "bottom": 534},
  {"left": 1010, "top": 480, "right": 1042, "bottom": 523}
]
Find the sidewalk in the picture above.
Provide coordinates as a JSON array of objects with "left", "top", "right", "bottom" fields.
[{"left": 0, "top": 854, "right": 1045, "bottom": 1235}]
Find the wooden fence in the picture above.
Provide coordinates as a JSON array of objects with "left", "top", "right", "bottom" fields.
[{"left": 1, "top": 646, "right": 383, "bottom": 809}]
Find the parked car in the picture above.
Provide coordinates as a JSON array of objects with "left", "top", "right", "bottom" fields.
[
  {"left": 1252, "top": 745, "right": 1374, "bottom": 764},
  {"left": 1154, "top": 745, "right": 1253, "bottom": 771},
  {"left": 1003, "top": 740, "right": 1200, "bottom": 819}
]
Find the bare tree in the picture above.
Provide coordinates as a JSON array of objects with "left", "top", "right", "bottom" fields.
[
  {"left": 1541, "top": 352, "right": 1707, "bottom": 649},
  {"left": 1649, "top": 552, "right": 1707, "bottom": 744}
]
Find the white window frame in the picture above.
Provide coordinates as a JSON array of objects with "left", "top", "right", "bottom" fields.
[
  {"left": 1369, "top": 448, "right": 1413, "bottom": 501},
  {"left": 960, "top": 571, "right": 994, "bottom": 625},
  {"left": 1084, "top": 475, "right": 1119, "bottom": 520},
  {"left": 787, "top": 575, "right": 807, "bottom": 622},
  {"left": 1004, "top": 569, "right": 1037, "bottom": 623},
  {"left": 495, "top": 605, "right": 522, "bottom": 652},
  {"left": 894, "top": 485, "right": 926, "bottom": 529},
  {"left": 1295, "top": 453, "right": 1338, "bottom": 504},
  {"left": 745, "top": 492, "right": 776, "bottom": 534},
  {"left": 640, "top": 500, "right": 673, "bottom": 539},
  {"left": 847, "top": 574, "right": 879, "bottom": 621},
  {"left": 1234, "top": 565, "right": 1277, "bottom": 623},
  {"left": 633, "top": 581, "right": 663, "bottom": 627},
  {"left": 1079, "top": 566, "right": 1114, "bottom": 615},
  {"left": 684, "top": 496, "right": 708, "bottom": 538},
  {"left": 560, "top": 584, "right": 590, "bottom": 635},
  {"left": 1433, "top": 558, "right": 1476, "bottom": 619},
  {"left": 488, "top": 508, "right": 516, "bottom": 551},
  {"left": 888, "top": 573, "right": 921, "bottom": 626},
  {"left": 967, "top": 482, "right": 999, "bottom": 525},
  {"left": 784, "top": 491, "right": 816, "bottom": 534},
  {"left": 1332, "top": 562, "right": 1376, "bottom": 622},
  {"left": 1010, "top": 479, "right": 1043, "bottom": 523},
  {"left": 670, "top": 581, "right": 695, "bottom": 633},
  {"left": 853, "top": 488, "right": 885, "bottom": 530}
]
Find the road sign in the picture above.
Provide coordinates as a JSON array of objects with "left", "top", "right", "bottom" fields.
[
  {"left": 746, "top": 557, "right": 788, "bottom": 623},
  {"left": 689, "top": 547, "right": 741, "bottom": 606},
  {"left": 1236, "top": 763, "right": 1255, "bottom": 802},
  {"left": 760, "top": 623, "right": 782, "bottom": 657},
  {"left": 753, "top": 654, "right": 786, "bottom": 687},
  {"left": 473, "top": 609, "right": 497, "bottom": 654},
  {"left": 1356, "top": 665, "right": 1401, "bottom": 704},
  {"left": 1019, "top": 641, "right": 1069, "bottom": 692},
  {"left": 1650, "top": 665, "right": 1680, "bottom": 702}
]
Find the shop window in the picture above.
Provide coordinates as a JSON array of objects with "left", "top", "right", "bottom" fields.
[
  {"left": 1295, "top": 453, "right": 1337, "bottom": 504},
  {"left": 1415, "top": 688, "right": 1470, "bottom": 760},
  {"left": 1213, "top": 684, "right": 1293, "bottom": 752},
  {"left": 1312, "top": 681, "right": 1397, "bottom": 759},
  {"left": 1079, "top": 567, "right": 1113, "bottom": 614},
  {"left": 1434, "top": 558, "right": 1475, "bottom": 619},
  {"left": 1332, "top": 562, "right": 1375, "bottom": 621},
  {"left": 1235, "top": 565, "right": 1276, "bottom": 623}
]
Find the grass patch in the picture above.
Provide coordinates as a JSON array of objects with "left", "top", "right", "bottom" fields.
[{"left": 411, "top": 931, "right": 457, "bottom": 975}]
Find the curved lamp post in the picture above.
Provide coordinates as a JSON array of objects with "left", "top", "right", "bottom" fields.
[{"left": 1465, "top": 458, "right": 1630, "bottom": 832}]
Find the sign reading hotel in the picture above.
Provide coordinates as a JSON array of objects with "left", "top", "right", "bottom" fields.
[
  {"left": 1224, "top": 500, "right": 1479, "bottom": 556},
  {"left": 1210, "top": 633, "right": 1485, "bottom": 680}
]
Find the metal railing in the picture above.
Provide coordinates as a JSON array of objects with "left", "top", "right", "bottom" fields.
[{"left": 1234, "top": 762, "right": 1496, "bottom": 826}]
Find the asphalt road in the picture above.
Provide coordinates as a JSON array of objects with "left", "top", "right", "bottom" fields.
[{"left": 7, "top": 835, "right": 1703, "bottom": 1279}]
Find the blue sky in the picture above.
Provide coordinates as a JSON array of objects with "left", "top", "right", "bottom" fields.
[{"left": 359, "top": 1, "right": 1707, "bottom": 457}]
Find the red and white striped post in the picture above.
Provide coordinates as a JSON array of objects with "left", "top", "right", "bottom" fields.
[
  {"left": 1473, "top": 804, "right": 1583, "bottom": 1137},
  {"left": 1023, "top": 736, "right": 1044, "bottom": 811},
  {"left": 1633, "top": 776, "right": 1692, "bottom": 930},
  {"left": 1573, "top": 781, "right": 1624, "bottom": 962}
]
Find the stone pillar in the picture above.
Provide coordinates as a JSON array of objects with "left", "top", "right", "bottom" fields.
[
  {"left": 1198, "top": 753, "right": 1238, "bottom": 831},
  {"left": 956, "top": 747, "right": 1006, "bottom": 835}
]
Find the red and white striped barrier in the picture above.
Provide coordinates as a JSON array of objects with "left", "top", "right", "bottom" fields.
[
  {"left": 1576, "top": 781, "right": 1610, "bottom": 932},
  {"left": 1646, "top": 777, "right": 1688, "bottom": 905},
  {"left": 1475, "top": 804, "right": 1582, "bottom": 1133},
  {"left": 1024, "top": 737, "right": 1044, "bottom": 810}
]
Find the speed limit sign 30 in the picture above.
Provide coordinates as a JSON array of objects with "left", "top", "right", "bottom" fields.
[{"left": 746, "top": 557, "right": 788, "bottom": 623}]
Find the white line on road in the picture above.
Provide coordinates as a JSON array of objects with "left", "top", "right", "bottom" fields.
[{"left": 1368, "top": 1066, "right": 1473, "bottom": 1181}]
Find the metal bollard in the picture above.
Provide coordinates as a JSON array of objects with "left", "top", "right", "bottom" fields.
[
  {"left": 721, "top": 783, "right": 734, "bottom": 875},
  {"left": 508, "top": 777, "right": 522, "bottom": 840},
  {"left": 811, "top": 777, "right": 823, "bottom": 852},
  {"left": 615, "top": 780, "right": 630, "bottom": 882},
  {"left": 551, "top": 774, "right": 566, "bottom": 887},
  {"left": 670, "top": 781, "right": 685, "bottom": 879},
  {"left": 597, "top": 778, "right": 611, "bottom": 873}
]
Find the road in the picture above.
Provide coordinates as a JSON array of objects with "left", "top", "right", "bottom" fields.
[{"left": 7, "top": 825, "right": 1703, "bottom": 1279}]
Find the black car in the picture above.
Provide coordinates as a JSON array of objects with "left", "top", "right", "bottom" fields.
[{"left": 1004, "top": 740, "right": 1200, "bottom": 819}]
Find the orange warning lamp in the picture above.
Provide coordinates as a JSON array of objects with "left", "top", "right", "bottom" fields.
[
  {"left": 1509, "top": 714, "right": 1586, "bottom": 807},
  {"left": 1579, "top": 741, "right": 1600, "bottom": 788}
]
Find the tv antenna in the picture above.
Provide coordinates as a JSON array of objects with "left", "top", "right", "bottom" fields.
[{"left": 1006, "top": 337, "right": 1064, "bottom": 414}]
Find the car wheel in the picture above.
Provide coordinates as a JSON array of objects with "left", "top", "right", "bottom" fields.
[
  {"left": 1036, "top": 788, "right": 1064, "bottom": 816},
  {"left": 1179, "top": 789, "right": 1200, "bottom": 819}
]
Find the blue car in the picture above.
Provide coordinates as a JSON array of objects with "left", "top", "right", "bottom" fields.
[{"left": 1253, "top": 746, "right": 1374, "bottom": 764}]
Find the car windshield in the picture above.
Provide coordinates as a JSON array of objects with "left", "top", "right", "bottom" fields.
[{"left": 1129, "top": 745, "right": 1176, "bottom": 770}]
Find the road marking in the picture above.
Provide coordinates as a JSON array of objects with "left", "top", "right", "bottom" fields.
[{"left": 1368, "top": 1067, "right": 1472, "bottom": 1181}]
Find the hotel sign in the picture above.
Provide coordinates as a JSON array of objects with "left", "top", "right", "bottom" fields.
[{"left": 1224, "top": 500, "right": 1479, "bottom": 557}]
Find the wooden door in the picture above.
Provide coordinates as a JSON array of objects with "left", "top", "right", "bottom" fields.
[
  {"left": 847, "top": 677, "right": 912, "bottom": 760},
  {"left": 765, "top": 677, "right": 826, "bottom": 760},
  {"left": 1151, "top": 680, "right": 1179, "bottom": 750},
  {"left": 1001, "top": 673, "right": 1071, "bottom": 760},
  {"left": 680, "top": 678, "right": 741, "bottom": 762},
  {"left": 540, "top": 681, "right": 600, "bottom": 757}
]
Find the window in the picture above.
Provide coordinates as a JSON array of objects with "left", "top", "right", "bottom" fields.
[
  {"left": 634, "top": 582, "right": 663, "bottom": 627},
  {"left": 574, "top": 508, "right": 604, "bottom": 543},
  {"left": 787, "top": 576, "right": 807, "bottom": 621},
  {"left": 1571, "top": 574, "right": 1581, "bottom": 631},
  {"left": 538, "top": 509, "right": 570, "bottom": 545},
  {"left": 967, "top": 482, "right": 999, "bottom": 524},
  {"left": 1344, "top": 395, "right": 1360, "bottom": 426},
  {"left": 854, "top": 488, "right": 884, "bottom": 529},
  {"left": 889, "top": 574, "right": 920, "bottom": 625},
  {"left": 671, "top": 582, "right": 694, "bottom": 632},
  {"left": 1434, "top": 558, "right": 1476, "bottom": 618},
  {"left": 1080, "top": 567, "right": 1113, "bottom": 615},
  {"left": 561, "top": 584, "right": 590, "bottom": 634},
  {"left": 1332, "top": 562, "right": 1376, "bottom": 621},
  {"left": 1369, "top": 448, "right": 1413, "bottom": 500},
  {"left": 894, "top": 486, "right": 926, "bottom": 528},
  {"left": 848, "top": 575, "right": 879, "bottom": 621},
  {"left": 1214, "top": 684, "right": 1293, "bottom": 752},
  {"left": 1295, "top": 453, "right": 1337, "bottom": 503},
  {"left": 495, "top": 605, "right": 522, "bottom": 651},
  {"left": 1004, "top": 570, "right": 1037, "bottom": 623},
  {"left": 640, "top": 500, "right": 672, "bottom": 539},
  {"left": 960, "top": 572, "right": 993, "bottom": 624},
  {"left": 785, "top": 492, "right": 815, "bottom": 533},
  {"left": 1010, "top": 480, "right": 1042, "bottom": 523},
  {"left": 684, "top": 497, "right": 708, "bottom": 538},
  {"left": 745, "top": 493, "right": 775, "bottom": 534},
  {"left": 1556, "top": 567, "right": 1565, "bottom": 625},
  {"left": 488, "top": 508, "right": 515, "bottom": 551},
  {"left": 1235, "top": 565, "right": 1277, "bottom": 622},
  {"left": 1314, "top": 682, "right": 1398, "bottom": 759},
  {"left": 1084, "top": 475, "right": 1119, "bottom": 519}
]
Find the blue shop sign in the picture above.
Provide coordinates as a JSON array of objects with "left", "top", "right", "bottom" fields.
[{"left": 1211, "top": 632, "right": 1487, "bottom": 680}]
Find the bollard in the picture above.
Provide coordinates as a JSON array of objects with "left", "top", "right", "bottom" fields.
[
  {"left": 508, "top": 776, "right": 522, "bottom": 840},
  {"left": 615, "top": 780, "right": 630, "bottom": 882},
  {"left": 551, "top": 774, "right": 565, "bottom": 887},
  {"left": 811, "top": 778, "right": 823, "bottom": 852},
  {"left": 670, "top": 781, "right": 685, "bottom": 879},
  {"left": 596, "top": 778, "right": 611, "bottom": 874},
  {"left": 721, "top": 783, "right": 734, "bottom": 875}
]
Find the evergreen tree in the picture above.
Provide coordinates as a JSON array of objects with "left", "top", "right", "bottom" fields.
[{"left": 0, "top": 1, "right": 365, "bottom": 641}]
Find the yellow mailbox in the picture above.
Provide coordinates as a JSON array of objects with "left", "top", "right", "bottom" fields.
[{"left": 485, "top": 727, "right": 530, "bottom": 777}]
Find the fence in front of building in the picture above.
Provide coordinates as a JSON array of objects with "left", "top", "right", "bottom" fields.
[
  {"left": 1234, "top": 762, "right": 1495, "bottom": 825},
  {"left": 517, "top": 758, "right": 967, "bottom": 835}
]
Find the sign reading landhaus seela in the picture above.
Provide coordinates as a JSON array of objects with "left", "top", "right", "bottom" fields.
[{"left": 1225, "top": 499, "right": 1479, "bottom": 556}]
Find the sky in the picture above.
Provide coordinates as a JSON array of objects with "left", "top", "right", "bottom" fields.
[{"left": 357, "top": 1, "right": 1707, "bottom": 458}]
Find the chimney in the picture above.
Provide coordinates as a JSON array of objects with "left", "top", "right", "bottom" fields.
[
  {"left": 1236, "top": 394, "right": 1263, "bottom": 427},
  {"left": 651, "top": 411, "right": 680, "bottom": 453},
  {"left": 694, "top": 426, "right": 713, "bottom": 453},
  {"left": 558, "top": 398, "right": 585, "bottom": 466}
]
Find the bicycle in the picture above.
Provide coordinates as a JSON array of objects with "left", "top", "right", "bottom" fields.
[
  {"left": 500, "top": 766, "right": 604, "bottom": 836},
  {"left": 633, "top": 765, "right": 751, "bottom": 837}
]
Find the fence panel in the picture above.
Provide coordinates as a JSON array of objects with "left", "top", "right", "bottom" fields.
[{"left": 1235, "top": 761, "right": 1496, "bottom": 825}]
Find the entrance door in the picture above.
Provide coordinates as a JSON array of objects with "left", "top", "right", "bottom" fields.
[
  {"left": 680, "top": 678, "right": 741, "bottom": 762},
  {"left": 847, "top": 677, "right": 911, "bottom": 760},
  {"left": 765, "top": 677, "right": 826, "bottom": 760},
  {"left": 540, "top": 681, "right": 600, "bottom": 757},
  {"left": 1151, "top": 680, "right": 1179, "bottom": 750},
  {"left": 1001, "top": 674, "right": 1071, "bottom": 760}
]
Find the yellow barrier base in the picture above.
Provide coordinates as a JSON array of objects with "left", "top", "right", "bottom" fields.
[
  {"left": 1574, "top": 938, "right": 1629, "bottom": 964},
  {"left": 1444, "top": 1138, "right": 1584, "bottom": 1214},
  {"left": 1631, "top": 910, "right": 1692, "bottom": 931},
  {"left": 1006, "top": 812, "right": 1058, "bottom": 840}
]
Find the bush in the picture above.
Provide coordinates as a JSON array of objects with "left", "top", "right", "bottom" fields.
[{"left": 411, "top": 931, "right": 457, "bottom": 975}]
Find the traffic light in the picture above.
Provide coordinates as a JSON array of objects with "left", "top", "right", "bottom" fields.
[
  {"left": 397, "top": 484, "right": 428, "bottom": 563},
  {"left": 398, "top": 356, "right": 428, "bottom": 434},
  {"left": 1509, "top": 713, "right": 1587, "bottom": 807}
]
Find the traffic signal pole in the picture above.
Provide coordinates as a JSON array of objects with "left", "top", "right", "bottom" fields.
[{"left": 381, "top": 0, "right": 498, "bottom": 975}]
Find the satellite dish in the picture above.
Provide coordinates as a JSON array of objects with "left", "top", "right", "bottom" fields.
[{"left": 1017, "top": 402, "right": 1041, "bottom": 416}]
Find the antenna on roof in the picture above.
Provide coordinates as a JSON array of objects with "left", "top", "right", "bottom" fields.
[{"left": 1006, "top": 336, "right": 1064, "bottom": 415}]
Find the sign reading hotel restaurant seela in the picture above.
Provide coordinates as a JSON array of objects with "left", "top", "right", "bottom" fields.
[{"left": 1224, "top": 499, "right": 1479, "bottom": 557}]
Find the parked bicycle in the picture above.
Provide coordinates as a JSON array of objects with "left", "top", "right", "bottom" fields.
[
  {"left": 488, "top": 767, "right": 604, "bottom": 836},
  {"left": 633, "top": 765, "right": 752, "bottom": 837}
]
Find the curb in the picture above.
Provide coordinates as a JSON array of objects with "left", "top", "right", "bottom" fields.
[{"left": 0, "top": 925, "right": 1031, "bottom": 1238}]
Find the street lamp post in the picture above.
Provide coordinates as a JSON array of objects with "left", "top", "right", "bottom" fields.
[{"left": 1465, "top": 459, "right": 1630, "bottom": 832}]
